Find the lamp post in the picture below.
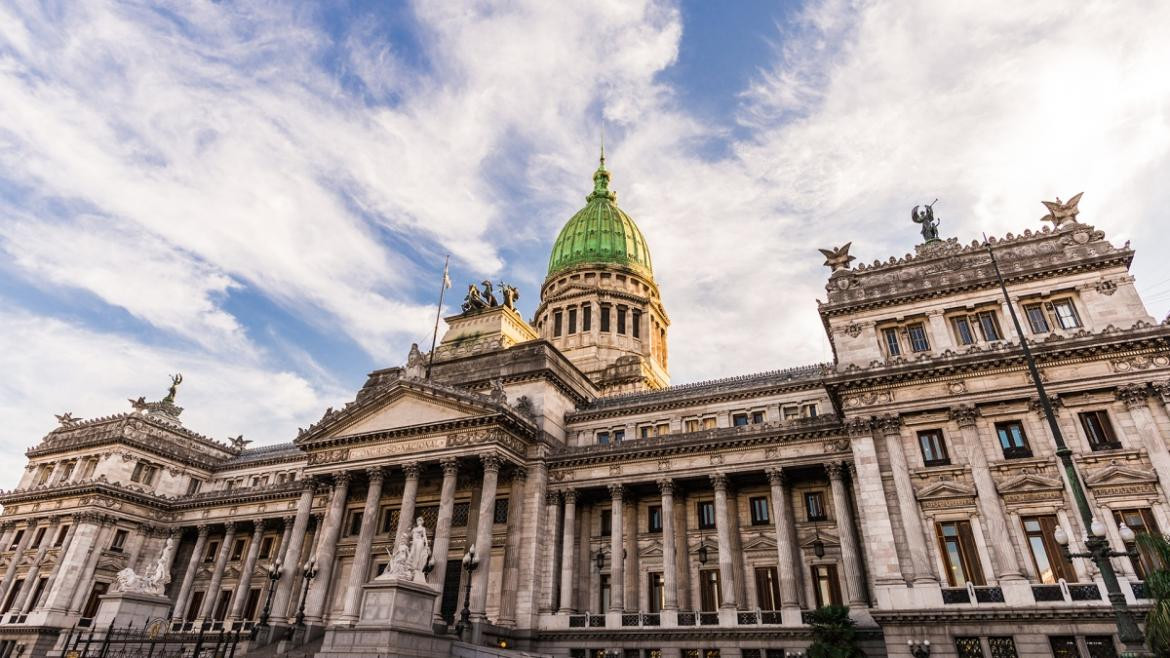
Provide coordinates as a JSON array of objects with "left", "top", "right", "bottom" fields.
[
  {"left": 255, "top": 559, "right": 283, "bottom": 637},
  {"left": 986, "top": 239, "right": 1147, "bottom": 656},
  {"left": 287, "top": 559, "right": 317, "bottom": 640},
  {"left": 454, "top": 544, "right": 479, "bottom": 641},
  {"left": 908, "top": 639, "right": 931, "bottom": 658},
  {"left": 812, "top": 522, "right": 825, "bottom": 559}
]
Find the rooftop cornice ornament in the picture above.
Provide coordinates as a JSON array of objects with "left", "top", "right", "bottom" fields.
[
  {"left": 1041, "top": 192, "right": 1083, "bottom": 229},
  {"left": 819, "top": 243, "right": 856, "bottom": 273}
]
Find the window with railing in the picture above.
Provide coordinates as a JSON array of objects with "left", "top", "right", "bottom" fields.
[{"left": 936, "top": 520, "right": 985, "bottom": 586}]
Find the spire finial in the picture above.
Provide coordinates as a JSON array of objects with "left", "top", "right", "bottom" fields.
[{"left": 600, "top": 120, "right": 606, "bottom": 167}]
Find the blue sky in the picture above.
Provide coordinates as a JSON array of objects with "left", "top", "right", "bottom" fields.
[{"left": 2, "top": 1, "right": 1170, "bottom": 487}]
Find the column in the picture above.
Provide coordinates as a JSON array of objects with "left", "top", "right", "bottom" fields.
[
  {"left": 515, "top": 461, "right": 549, "bottom": 626},
  {"left": 0, "top": 519, "right": 36, "bottom": 603},
  {"left": 470, "top": 453, "right": 502, "bottom": 622},
  {"left": 197, "top": 522, "right": 237, "bottom": 622},
  {"left": 674, "top": 491, "right": 692, "bottom": 610},
  {"left": 826, "top": 463, "right": 866, "bottom": 606},
  {"left": 228, "top": 521, "right": 267, "bottom": 623},
  {"left": 124, "top": 524, "right": 150, "bottom": 573},
  {"left": 270, "top": 480, "right": 315, "bottom": 624},
  {"left": 430, "top": 458, "right": 459, "bottom": 624},
  {"left": 498, "top": 467, "right": 527, "bottom": 626},
  {"left": 952, "top": 406, "right": 1025, "bottom": 580},
  {"left": 926, "top": 309, "right": 954, "bottom": 350},
  {"left": 624, "top": 496, "right": 639, "bottom": 611},
  {"left": 846, "top": 418, "right": 904, "bottom": 584},
  {"left": 394, "top": 464, "right": 421, "bottom": 549},
  {"left": 11, "top": 517, "right": 59, "bottom": 617},
  {"left": 608, "top": 484, "right": 625, "bottom": 612},
  {"left": 659, "top": 480, "right": 679, "bottom": 611},
  {"left": 70, "top": 518, "right": 117, "bottom": 614},
  {"left": 710, "top": 474, "right": 737, "bottom": 609},
  {"left": 558, "top": 489, "right": 578, "bottom": 613},
  {"left": 340, "top": 467, "right": 385, "bottom": 625},
  {"left": 31, "top": 515, "right": 78, "bottom": 613},
  {"left": 304, "top": 472, "right": 350, "bottom": 624},
  {"left": 539, "top": 490, "right": 561, "bottom": 613},
  {"left": 881, "top": 417, "right": 937, "bottom": 583},
  {"left": 765, "top": 468, "right": 801, "bottom": 610},
  {"left": 1119, "top": 385, "right": 1170, "bottom": 489},
  {"left": 277, "top": 517, "right": 295, "bottom": 566},
  {"left": 172, "top": 525, "right": 210, "bottom": 622}
]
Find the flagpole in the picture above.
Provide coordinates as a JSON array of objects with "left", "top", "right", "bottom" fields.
[{"left": 425, "top": 255, "right": 450, "bottom": 380}]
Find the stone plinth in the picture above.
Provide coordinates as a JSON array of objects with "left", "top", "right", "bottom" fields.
[
  {"left": 435, "top": 305, "right": 538, "bottom": 360},
  {"left": 318, "top": 577, "right": 449, "bottom": 657},
  {"left": 92, "top": 591, "right": 172, "bottom": 629}
]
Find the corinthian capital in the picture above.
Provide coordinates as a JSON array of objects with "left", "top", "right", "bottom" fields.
[
  {"left": 401, "top": 463, "right": 420, "bottom": 480},
  {"left": 825, "top": 462, "right": 846, "bottom": 481},
  {"left": 657, "top": 479, "right": 675, "bottom": 496},
  {"left": 545, "top": 491, "right": 561, "bottom": 506},
  {"left": 440, "top": 457, "right": 459, "bottom": 479},
  {"left": 608, "top": 483, "right": 624, "bottom": 501},
  {"left": 709, "top": 473, "right": 729, "bottom": 492},
  {"left": 844, "top": 416, "right": 873, "bottom": 437},
  {"left": 949, "top": 405, "right": 980, "bottom": 428},
  {"left": 1116, "top": 383, "right": 1151, "bottom": 409},
  {"left": 366, "top": 466, "right": 386, "bottom": 484},
  {"left": 481, "top": 453, "right": 503, "bottom": 474},
  {"left": 875, "top": 414, "right": 902, "bottom": 436},
  {"left": 765, "top": 467, "right": 786, "bottom": 487}
]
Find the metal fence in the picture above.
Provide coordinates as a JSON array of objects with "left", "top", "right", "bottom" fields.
[{"left": 60, "top": 620, "right": 244, "bottom": 658}]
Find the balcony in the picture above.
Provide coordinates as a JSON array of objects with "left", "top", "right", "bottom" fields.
[{"left": 560, "top": 608, "right": 800, "bottom": 630}]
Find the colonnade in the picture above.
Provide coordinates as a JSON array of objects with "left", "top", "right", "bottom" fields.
[{"left": 544, "top": 463, "right": 865, "bottom": 615}]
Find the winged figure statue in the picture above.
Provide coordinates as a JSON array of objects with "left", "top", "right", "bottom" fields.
[
  {"left": 1040, "top": 192, "right": 1083, "bottom": 228},
  {"left": 818, "top": 243, "right": 856, "bottom": 272},
  {"left": 911, "top": 200, "right": 941, "bottom": 243}
]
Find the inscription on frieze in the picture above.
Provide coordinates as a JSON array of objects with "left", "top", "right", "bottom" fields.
[{"left": 348, "top": 437, "right": 447, "bottom": 461}]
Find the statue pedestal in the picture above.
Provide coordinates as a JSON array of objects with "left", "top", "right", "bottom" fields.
[
  {"left": 92, "top": 591, "right": 172, "bottom": 629},
  {"left": 318, "top": 578, "right": 452, "bottom": 657}
]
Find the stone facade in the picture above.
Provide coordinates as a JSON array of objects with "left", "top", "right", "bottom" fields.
[{"left": 0, "top": 190, "right": 1168, "bottom": 658}]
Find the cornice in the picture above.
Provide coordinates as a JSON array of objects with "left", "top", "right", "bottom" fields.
[
  {"left": 870, "top": 604, "right": 1148, "bottom": 624},
  {"left": 0, "top": 478, "right": 303, "bottom": 512}
]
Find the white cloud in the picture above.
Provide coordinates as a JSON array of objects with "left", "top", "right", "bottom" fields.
[{"left": 0, "top": 307, "right": 344, "bottom": 490}]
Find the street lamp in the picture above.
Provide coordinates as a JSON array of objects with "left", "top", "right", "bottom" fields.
[
  {"left": 454, "top": 544, "right": 479, "bottom": 641},
  {"left": 255, "top": 558, "right": 283, "bottom": 636},
  {"left": 595, "top": 549, "right": 605, "bottom": 571},
  {"left": 1054, "top": 520, "right": 1138, "bottom": 562},
  {"left": 812, "top": 522, "right": 825, "bottom": 558},
  {"left": 908, "top": 640, "right": 931, "bottom": 658},
  {"left": 287, "top": 558, "right": 318, "bottom": 640},
  {"left": 986, "top": 239, "right": 1147, "bottom": 656}
]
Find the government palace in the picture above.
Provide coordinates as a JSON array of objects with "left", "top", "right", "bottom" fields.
[{"left": 0, "top": 156, "right": 1167, "bottom": 658}]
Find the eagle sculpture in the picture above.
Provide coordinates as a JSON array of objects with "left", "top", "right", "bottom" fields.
[
  {"left": 818, "top": 243, "right": 856, "bottom": 272},
  {"left": 1041, "top": 192, "right": 1083, "bottom": 228}
]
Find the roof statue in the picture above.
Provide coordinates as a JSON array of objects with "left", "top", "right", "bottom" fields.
[
  {"left": 1041, "top": 192, "right": 1083, "bottom": 228},
  {"left": 404, "top": 342, "right": 426, "bottom": 379},
  {"left": 228, "top": 435, "right": 251, "bottom": 451},
  {"left": 499, "top": 282, "right": 519, "bottom": 310},
  {"left": 818, "top": 243, "right": 856, "bottom": 273},
  {"left": 460, "top": 280, "right": 500, "bottom": 313},
  {"left": 54, "top": 412, "right": 80, "bottom": 427},
  {"left": 489, "top": 378, "right": 508, "bottom": 404},
  {"left": 128, "top": 396, "right": 148, "bottom": 412},
  {"left": 162, "top": 373, "right": 183, "bottom": 404},
  {"left": 911, "top": 200, "right": 941, "bottom": 243}
]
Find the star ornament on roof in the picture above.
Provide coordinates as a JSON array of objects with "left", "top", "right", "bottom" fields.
[
  {"left": 1041, "top": 192, "right": 1083, "bottom": 229},
  {"left": 818, "top": 243, "right": 856, "bottom": 272}
]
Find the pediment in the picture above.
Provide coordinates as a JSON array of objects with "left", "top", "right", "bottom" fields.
[
  {"left": 799, "top": 532, "right": 839, "bottom": 550},
  {"left": 638, "top": 541, "right": 663, "bottom": 559},
  {"left": 1083, "top": 464, "right": 1158, "bottom": 487},
  {"left": 916, "top": 480, "right": 975, "bottom": 500},
  {"left": 997, "top": 473, "right": 1064, "bottom": 494},
  {"left": 331, "top": 392, "right": 485, "bottom": 439},
  {"left": 741, "top": 534, "right": 778, "bottom": 551}
]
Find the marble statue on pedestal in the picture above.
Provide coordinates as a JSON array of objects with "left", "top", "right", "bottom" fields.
[{"left": 111, "top": 535, "right": 175, "bottom": 596}]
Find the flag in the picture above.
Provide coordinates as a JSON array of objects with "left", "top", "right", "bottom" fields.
[{"left": 442, "top": 262, "right": 451, "bottom": 290}]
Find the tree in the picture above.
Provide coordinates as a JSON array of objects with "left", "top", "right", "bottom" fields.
[
  {"left": 805, "top": 605, "right": 863, "bottom": 658},
  {"left": 1135, "top": 532, "right": 1170, "bottom": 655}
]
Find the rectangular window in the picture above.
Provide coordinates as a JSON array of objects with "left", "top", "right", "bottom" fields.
[
  {"left": 882, "top": 327, "right": 901, "bottom": 356},
  {"left": 936, "top": 520, "right": 986, "bottom": 586},
  {"left": 986, "top": 637, "right": 1018, "bottom": 658},
  {"left": 204, "top": 540, "right": 219, "bottom": 563},
  {"left": 186, "top": 479, "right": 202, "bottom": 495},
  {"left": 600, "top": 574, "right": 611, "bottom": 612},
  {"left": 451, "top": 502, "right": 470, "bottom": 527},
  {"left": 58, "top": 462, "right": 74, "bottom": 482},
  {"left": 802, "top": 403, "right": 819, "bottom": 418},
  {"left": 553, "top": 311, "right": 563, "bottom": 337},
  {"left": 1048, "top": 636, "right": 1079, "bottom": 658},
  {"left": 685, "top": 419, "right": 699, "bottom": 433},
  {"left": 597, "top": 431, "right": 610, "bottom": 445},
  {"left": 751, "top": 411, "right": 765, "bottom": 424},
  {"left": 632, "top": 310, "right": 642, "bottom": 338},
  {"left": 1084, "top": 635, "right": 1118, "bottom": 658},
  {"left": 54, "top": 525, "right": 69, "bottom": 547},
  {"left": 754, "top": 566, "right": 781, "bottom": 610},
  {"left": 1052, "top": 299, "right": 1082, "bottom": 329},
  {"left": 1024, "top": 303, "right": 1050, "bottom": 333},
  {"left": 702, "top": 417, "right": 717, "bottom": 430},
  {"left": 582, "top": 304, "right": 592, "bottom": 331},
  {"left": 32, "top": 527, "right": 46, "bottom": 549},
  {"left": 995, "top": 421, "right": 1032, "bottom": 459},
  {"left": 1021, "top": 515, "right": 1076, "bottom": 583},
  {"left": 109, "top": 529, "right": 128, "bottom": 553},
  {"left": 601, "top": 306, "right": 611, "bottom": 332},
  {"left": 656, "top": 423, "right": 670, "bottom": 436},
  {"left": 130, "top": 461, "right": 145, "bottom": 483},
  {"left": 648, "top": 572, "right": 664, "bottom": 613},
  {"left": 699, "top": 569, "right": 722, "bottom": 611},
  {"left": 811, "top": 564, "right": 842, "bottom": 608},
  {"left": 8, "top": 530, "right": 23, "bottom": 551},
  {"left": 617, "top": 307, "right": 627, "bottom": 334},
  {"left": 600, "top": 509, "right": 612, "bottom": 537},
  {"left": 697, "top": 501, "right": 716, "bottom": 529},
  {"left": 954, "top": 637, "right": 985, "bottom": 658},
  {"left": 783, "top": 406, "right": 799, "bottom": 420},
  {"left": 640, "top": 425, "right": 653, "bottom": 439},
  {"left": 977, "top": 310, "right": 1002, "bottom": 341},
  {"left": 750, "top": 496, "right": 770, "bottom": 525},
  {"left": 258, "top": 537, "right": 274, "bottom": 560},
  {"left": 1079, "top": 410, "right": 1120, "bottom": 450},
  {"left": 613, "top": 429, "right": 625, "bottom": 443},
  {"left": 918, "top": 429, "right": 950, "bottom": 466},
  {"left": 1, "top": 579, "right": 23, "bottom": 614},
  {"left": 1113, "top": 508, "right": 1160, "bottom": 580},
  {"left": 907, "top": 322, "right": 930, "bottom": 352},
  {"left": 648, "top": 505, "right": 663, "bottom": 533},
  {"left": 493, "top": 497, "right": 509, "bottom": 524},
  {"left": 347, "top": 510, "right": 364, "bottom": 537},
  {"left": 380, "top": 508, "right": 398, "bottom": 534},
  {"left": 732, "top": 413, "right": 749, "bottom": 427},
  {"left": 953, "top": 316, "right": 977, "bottom": 345},
  {"left": 230, "top": 538, "right": 246, "bottom": 561},
  {"left": 805, "top": 492, "right": 827, "bottom": 522},
  {"left": 567, "top": 308, "right": 577, "bottom": 334}
]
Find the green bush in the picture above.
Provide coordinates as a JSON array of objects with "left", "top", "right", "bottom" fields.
[{"left": 805, "top": 605, "right": 862, "bottom": 658}]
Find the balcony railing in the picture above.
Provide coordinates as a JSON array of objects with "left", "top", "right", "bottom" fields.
[{"left": 942, "top": 585, "right": 1004, "bottom": 604}]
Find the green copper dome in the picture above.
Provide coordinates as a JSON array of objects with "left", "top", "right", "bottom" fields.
[{"left": 547, "top": 156, "right": 653, "bottom": 279}]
